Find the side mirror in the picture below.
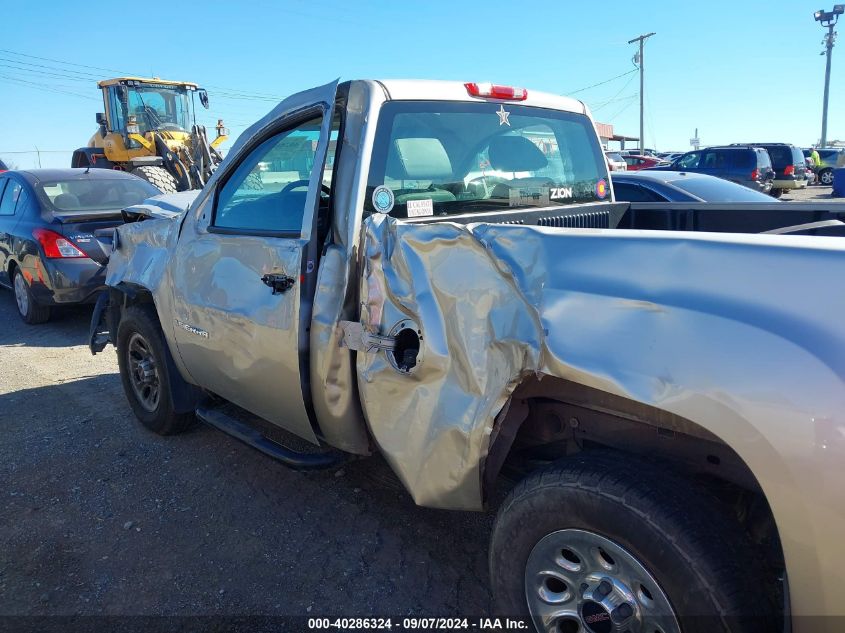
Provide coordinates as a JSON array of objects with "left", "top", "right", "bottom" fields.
[
  {"left": 198, "top": 89, "right": 210, "bottom": 109},
  {"left": 96, "top": 112, "right": 107, "bottom": 126}
]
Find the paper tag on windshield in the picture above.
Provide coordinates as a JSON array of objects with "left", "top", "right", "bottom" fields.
[
  {"left": 406, "top": 198, "right": 434, "bottom": 217},
  {"left": 509, "top": 187, "right": 550, "bottom": 207}
]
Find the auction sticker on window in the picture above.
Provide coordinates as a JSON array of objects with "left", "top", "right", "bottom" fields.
[
  {"left": 406, "top": 198, "right": 434, "bottom": 217},
  {"left": 509, "top": 187, "right": 550, "bottom": 207},
  {"left": 372, "top": 185, "right": 395, "bottom": 213}
]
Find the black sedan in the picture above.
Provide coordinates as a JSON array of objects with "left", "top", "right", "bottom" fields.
[
  {"left": 611, "top": 170, "right": 778, "bottom": 202},
  {"left": 0, "top": 168, "right": 159, "bottom": 323}
]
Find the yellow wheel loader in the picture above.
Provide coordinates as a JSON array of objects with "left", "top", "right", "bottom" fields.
[{"left": 71, "top": 77, "right": 228, "bottom": 193}]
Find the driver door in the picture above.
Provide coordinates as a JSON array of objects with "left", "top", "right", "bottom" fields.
[{"left": 170, "top": 88, "right": 337, "bottom": 443}]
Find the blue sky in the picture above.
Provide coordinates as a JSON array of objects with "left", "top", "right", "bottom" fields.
[{"left": 0, "top": 1, "right": 841, "bottom": 168}]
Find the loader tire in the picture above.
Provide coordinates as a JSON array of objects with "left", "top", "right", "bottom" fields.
[{"left": 131, "top": 166, "right": 178, "bottom": 194}]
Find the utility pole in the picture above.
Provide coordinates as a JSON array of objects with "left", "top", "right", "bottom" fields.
[
  {"left": 815, "top": 6, "right": 843, "bottom": 147},
  {"left": 628, "top": 32, "right": 655, "bottom": 152}
]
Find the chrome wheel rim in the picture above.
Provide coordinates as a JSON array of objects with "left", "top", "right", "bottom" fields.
[
  {"left": 13, "top": 273, "right": 29, "bottom": 316},
  {"left": 821, "top": 171, "right": 834, "bottom": 185},
  {"left": 525, "top": 529, "right": 680, "bottom": 633},
  {"left": 126, "top": 332, "right": 160, "bottom": 412}
]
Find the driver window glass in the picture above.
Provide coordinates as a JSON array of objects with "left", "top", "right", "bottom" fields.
[{"left": 213, "top": 116, "right": 323, "bottom": 233}]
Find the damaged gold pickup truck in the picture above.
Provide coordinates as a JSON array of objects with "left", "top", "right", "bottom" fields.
[{"left": 89, "top": 80, "right": 845, "bottom": 633}]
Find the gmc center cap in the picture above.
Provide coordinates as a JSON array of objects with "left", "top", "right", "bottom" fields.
[{"left": 580, "top": 600, "right": 613, "bottom": 633}]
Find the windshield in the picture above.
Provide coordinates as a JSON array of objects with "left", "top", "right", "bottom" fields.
[
  {"left": 38, "top": 178, "right": 159, "bottom": 212},
  {"left": 109, "top": 84, "right": 192, "bottom": 133},
  {"left": 365, "top": 101, "right": 609, "bottom": 218}
]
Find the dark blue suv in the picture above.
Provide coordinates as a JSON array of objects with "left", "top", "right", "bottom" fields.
[{"left": 657, "top": 147, "right": 775, "bottom": 193}]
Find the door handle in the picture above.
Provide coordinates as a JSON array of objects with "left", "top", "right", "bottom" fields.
[{"left": 261, "top": 273, "right": 296, "bottom": 295}]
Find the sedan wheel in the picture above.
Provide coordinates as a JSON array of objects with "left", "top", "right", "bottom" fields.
[
  {"left": 12, "top": 269, "right": 50, "bottom": 324},
  {"left": 14, "top": 272, "right": 29, "bottom": 316}
]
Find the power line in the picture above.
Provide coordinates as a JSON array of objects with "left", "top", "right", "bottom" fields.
[
  {"left": 0, "top": 48, "right": 286, "bottom": 100},
  {"left": 0, "top": 149, "right": 77, "bottom": 154},
  {"left": 590, "top": 70, "right": 639, "bottom": 112},
  {"left": 606, "top": 96, "right": 638, "bottom": 122},
  {"left": 566, "top": 68, "right": 638, "bottom": 95},
  {"left": 592, "top": 93, "right": 638, "bottom": 113},
  {"left": 0, "top": 73, "right": 96, "bottom": 100}
]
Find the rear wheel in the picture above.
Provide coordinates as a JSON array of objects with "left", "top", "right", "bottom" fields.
[
  {"left": 490, "top": 452, "right": 778, "bottom": 633},
  {"left": 131, "top": 166, "right": 178, "bottom": 194},
  {"left": 12, "top": 268, "right": 50, "bottom": 324},
  {"left": 116, "top": 305, "right": 194, "bottom": 435},
  {"left": 770, "top": 188, "right": 783, "bottom": 198},
  {"left": 819, "top": 168, "right": 834, "bottom": 186}
]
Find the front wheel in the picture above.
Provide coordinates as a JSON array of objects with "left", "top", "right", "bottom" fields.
[
  {"left": 490, "top": 452, "right": 778, "bottom": 633},
  {"left": 116, "top": 305, "right": 194, "bottom": 435}
]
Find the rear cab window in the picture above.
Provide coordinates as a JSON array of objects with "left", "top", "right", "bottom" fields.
[{"left": 365, "top": 101, "right": 609, "bottom": 219}]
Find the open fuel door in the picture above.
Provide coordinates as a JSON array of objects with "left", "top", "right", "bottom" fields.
[{"left": 169, "top": 81, "right": 338, "bottom": 444}]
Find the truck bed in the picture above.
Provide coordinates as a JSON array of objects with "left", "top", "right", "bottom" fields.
[{"left": 407, "top": 200, "right": 845, "bottom": 236}]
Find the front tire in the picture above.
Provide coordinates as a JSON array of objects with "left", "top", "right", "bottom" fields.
[
  {"left": 12, "top": 268, "right": 50, "bottom": 324},
  {"left": 131, "top": 165, "right": 178, "bottom": 193},
  {"left": 490, "top": 452, "right": 778, "bottom": 633},
  {"left": 116, "top": 305, "right": 194, "bottom": 435}
]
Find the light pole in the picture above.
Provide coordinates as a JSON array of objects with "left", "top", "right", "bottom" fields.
[
  {"left": 628, "top": 32, "right": 655, "bottom": 152},
  {"left": 815, "top": 5, "right": 844, "bottom": 147}
]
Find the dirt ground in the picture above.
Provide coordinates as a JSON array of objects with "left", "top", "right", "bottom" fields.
[{"left": 0, "top": 293, "right": 493, "bottom": 619}]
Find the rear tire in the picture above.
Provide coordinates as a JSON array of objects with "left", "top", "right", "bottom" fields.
[
  {"left": 490, "top": 451, "right": 779, "bottom": 633},
  {"left": 770, "top": 188, "right": 783, "bottom": 198},
  {"left": 131, "top": 166, "right": 178, "bottom": 194},
  {"left": 116, "top": 305, "right": 195, "bottom": 435},
  {"left": 819, "top": 168, "right": 834, "bottom": 186},
  {"left": 12, "top": 268, "right": 50, "bottom": 324}
]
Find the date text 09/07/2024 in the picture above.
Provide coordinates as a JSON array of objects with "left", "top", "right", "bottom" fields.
[{"left": 307, "top": 618, "right": 529, "bottom": 630}]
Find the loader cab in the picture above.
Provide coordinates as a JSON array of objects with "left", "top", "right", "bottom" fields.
[{"left": 101, "top": 78, "right": 199, "bottom": 136}]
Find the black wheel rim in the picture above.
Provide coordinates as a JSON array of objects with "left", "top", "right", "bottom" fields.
[{"left": 126, "top": 332, "right": 160, "bottom": 412}]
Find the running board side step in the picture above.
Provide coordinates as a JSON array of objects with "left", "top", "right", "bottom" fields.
[{"left": 196, "top": 406, "right": 345, "bottom": 471}]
